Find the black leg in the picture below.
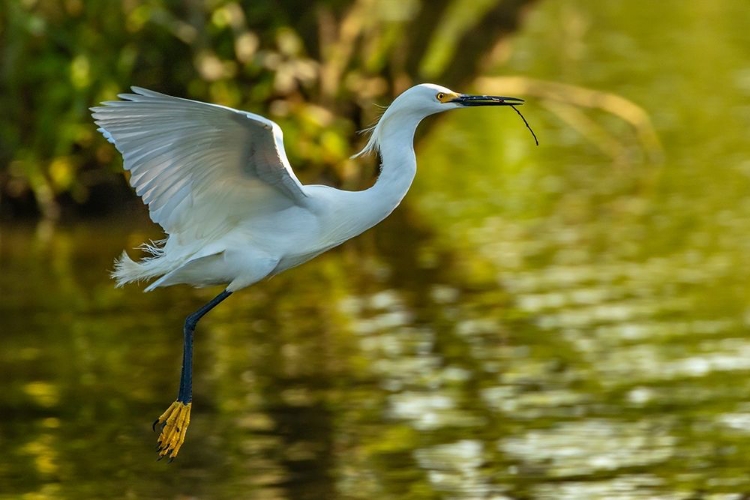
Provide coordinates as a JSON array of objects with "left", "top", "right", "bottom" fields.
[
  {"left": 155, "top": 288, "right": 233, "bottom": 460},
  {"left": 177, "top": 289, "right": 233, "bottom": 404}
]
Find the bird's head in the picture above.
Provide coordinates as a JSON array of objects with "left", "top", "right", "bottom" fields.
[
  {"left": 354, "top": 83, "right": 525, "bottom": 157},
  {"left": 395, "top": 83, "right": 524, "bottom": 116}
]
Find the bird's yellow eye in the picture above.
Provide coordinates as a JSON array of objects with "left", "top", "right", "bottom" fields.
[{"left": 436, "top": 91, "right": 457, "bottom": 103}]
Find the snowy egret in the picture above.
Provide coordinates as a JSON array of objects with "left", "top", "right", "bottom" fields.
[{"left": 91, "top": 83, "right": 530, "bottom": 460}]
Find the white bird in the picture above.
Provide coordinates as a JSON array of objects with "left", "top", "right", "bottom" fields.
[{"left": 91, "top": 83, "right": 526, "bottom": 460}]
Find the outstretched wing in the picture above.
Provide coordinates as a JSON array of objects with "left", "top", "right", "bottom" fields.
[{"left": 91, "top": 87, "right": 307, "bottom": 237}]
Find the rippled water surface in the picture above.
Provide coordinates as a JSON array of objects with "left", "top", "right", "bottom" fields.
[{"left": 3, "top": 1, "right": 750, "bottom": 498}]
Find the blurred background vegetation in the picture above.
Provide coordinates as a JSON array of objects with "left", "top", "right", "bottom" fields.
[{"left": 0, "top": 0, "right": 536, "bottom": 220}]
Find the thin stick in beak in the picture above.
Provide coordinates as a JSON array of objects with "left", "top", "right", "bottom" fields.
[{"left": 510, "top": 105, "right": 539, "bottom": 146}]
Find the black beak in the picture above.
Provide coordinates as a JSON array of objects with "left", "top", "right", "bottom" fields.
[{"left": 451, "top": 94, "right": 524, "bottom": 107}]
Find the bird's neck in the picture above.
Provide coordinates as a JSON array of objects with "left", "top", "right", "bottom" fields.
[
  {"left": 361, "top": 113, "right": 420, "bottom": 223},
  {"left": 319, "top": 112, "right": 421, "bottom": 246}
]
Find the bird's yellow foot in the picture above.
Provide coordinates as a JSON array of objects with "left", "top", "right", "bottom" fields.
[{"left": 153, "top": 401, "right": 191, "bottom": 460}]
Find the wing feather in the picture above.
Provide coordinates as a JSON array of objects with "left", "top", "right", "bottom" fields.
[{"left": 91, "top": 87, "right": 307, "bottom": 237}]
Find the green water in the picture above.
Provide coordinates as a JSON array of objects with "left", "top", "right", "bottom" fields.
[{"left": 3, "top": 0, "right": 750, "bottom": 498}]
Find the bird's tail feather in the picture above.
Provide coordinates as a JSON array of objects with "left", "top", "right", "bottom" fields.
[{"left": 111, "top": 240, "right": 168, "bottom": 289}]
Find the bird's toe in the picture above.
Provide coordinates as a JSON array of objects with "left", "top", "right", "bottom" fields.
[{"left": 154, "top": 400, "right": 192, "bottom": 461}]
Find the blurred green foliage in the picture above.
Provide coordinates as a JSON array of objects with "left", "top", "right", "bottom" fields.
[{"left": 0, "top": 0, "right": 534, "bottom": 220}]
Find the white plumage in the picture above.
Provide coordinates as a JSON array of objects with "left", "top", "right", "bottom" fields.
[{"left": 93, "top": 85, "right": 467, "bottom": 292}]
